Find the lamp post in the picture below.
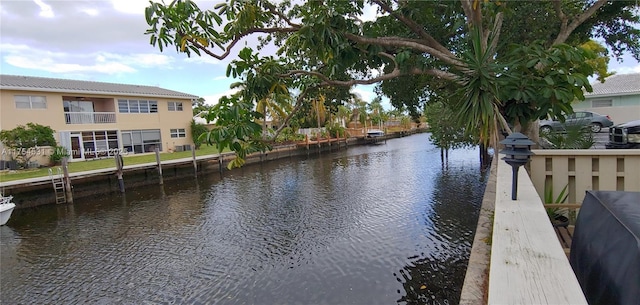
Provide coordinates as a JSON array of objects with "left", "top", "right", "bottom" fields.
[{"left": 499, "top": 132, "right": 534, "bottom": 200}]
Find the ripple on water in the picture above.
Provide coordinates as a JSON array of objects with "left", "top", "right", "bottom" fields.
[{"left": 1, "top": 134, "right": 488, "bottom": 305}]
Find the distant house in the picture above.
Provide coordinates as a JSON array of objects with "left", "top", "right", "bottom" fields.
[
  {"left": 0, "top": 74, "right": 199, "bottom": 162},
  {"left": 573, "top": 73, "right": 640, "bottom": 124},
  {"left": 193, "top": 111, "right": 215, "bottom": 128}
]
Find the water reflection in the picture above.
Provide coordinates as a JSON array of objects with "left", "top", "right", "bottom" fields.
[
  {"left": 1, "top": 133, "right": 488, "bottom": 304},
  {"left": 396, "top": 165, "right": 488, "bottom": 304}
]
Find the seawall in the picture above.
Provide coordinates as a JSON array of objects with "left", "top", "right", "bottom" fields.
[{"left": 3, "top": 130, "right": 425, "bottom": 209}]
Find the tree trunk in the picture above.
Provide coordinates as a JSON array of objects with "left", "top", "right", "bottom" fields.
[
  {"left": 515, "top": 119, "right": 541, "bottom": 149},
  {"left": 479, "top": 143, "right": 492, "bottom": 168}
]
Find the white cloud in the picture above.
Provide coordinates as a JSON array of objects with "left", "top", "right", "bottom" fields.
[
  {"left": 0, "top": 43, "right": 29, "bottom": 53},
  {"left": 184, "top": 56, "right": 227, "bottom": 65},
  {"left": 110, "top": 0, "right": 148, "bottom": 15},
  {"left": 128, "top": 54, "right": 174, "bottom": 67},
  {"left": 34, "top": 0, "right": 54, "bottom": 18},
  {"left": 613, "top": 63, "right": 640, "bottom": 74},
  {"left": 360, "top": 4, "right": 380, "bottom": 22},
  {"left": 90, "top": 52, "right": 173, "bottom": 68},
  {"left": 353, "top": 85, "right": 393, "bottom": 110},
  {"left": 5, "top": 54, "right": 136, "bottom": 74},
  {"left": 201, "top": 87, "right": 241, "bottom": 105},
  {"left": 352, "top": 86, "right": 374, "bottom": 102},
  {"left": 80, "top": 8, "right": 99, "bottom": 16},
  {"left": 213, "top": 75, "right": 228, "bottom": 81},
  {"left": 0, "top": 44, "right": 175, "bottom": 75}
]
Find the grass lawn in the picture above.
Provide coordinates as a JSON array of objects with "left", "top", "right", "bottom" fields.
[{"left": 1, "top": 145, "right": 228, "bottom": 183}]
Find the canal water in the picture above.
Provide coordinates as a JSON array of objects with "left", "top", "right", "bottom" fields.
[{"left": 1, "top": 133, "right": 488, "bottom": 305}]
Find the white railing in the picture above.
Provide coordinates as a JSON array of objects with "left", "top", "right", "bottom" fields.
[{"left": 64, "top": 112, "right": 116, "bottom": 124}]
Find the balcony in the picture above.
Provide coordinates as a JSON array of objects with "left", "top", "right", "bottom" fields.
[{"left": 64, "top": 112, "right": 116, "bottom": 124}]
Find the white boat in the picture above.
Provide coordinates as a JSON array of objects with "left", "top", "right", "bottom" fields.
[
  {"left": 1, "top": 195, "right": 16, "bottom": 226},
  {"left": 366, "top": 129, "right": 385, "bottom": 138}
]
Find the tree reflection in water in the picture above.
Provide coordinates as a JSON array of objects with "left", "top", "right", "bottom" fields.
[{"left": 397, "top": 161, "right": 490, "bottom": 305}]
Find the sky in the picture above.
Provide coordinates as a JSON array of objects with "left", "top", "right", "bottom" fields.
[{"left": 2, "top": 0, "right": 640, "bottom": 109}]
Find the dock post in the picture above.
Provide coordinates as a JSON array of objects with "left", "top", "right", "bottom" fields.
[
  {"left": 191, "top": 145, "right": 197, "bottom": 178},
  {"left": 344, "top": 131, "right": 347, "bottom": 149},
  {"left": 115, "top": 152, "right": 125, "bottom": 193},
  {"left": 305, "top": 134, "right": 310, "bottom": 156},
  {"left": 155, "top": 147, "right": 163, "bottom": 185},
  {"left": 61, "top": 157, "right": 73, "bottom": 203}
]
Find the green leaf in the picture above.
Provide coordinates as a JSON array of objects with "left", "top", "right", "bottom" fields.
[
  {"left": 544, "top": 76, "right": 555, "bottom": 85},
  {"left": 525, "top": 59, "right": 538, "bottom": 68}
]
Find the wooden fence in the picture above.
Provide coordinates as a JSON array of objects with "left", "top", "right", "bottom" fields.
[{"left": 529, "top": 149, "right": 640, "bottom": 205}]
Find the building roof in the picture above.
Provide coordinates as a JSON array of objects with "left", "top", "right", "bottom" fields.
[
  {"left": 586, "top": 73, "right": 640, "bottom": 98},
  {"left": 0, "top": 74, "right": 199, "bottom": 99},
  {"left": 193, "top": 111, "right": 216, "bottom": 125}
]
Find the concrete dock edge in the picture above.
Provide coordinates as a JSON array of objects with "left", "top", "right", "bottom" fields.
[{"left": 459, "top": 157, "right": 496, "bottom": 305}]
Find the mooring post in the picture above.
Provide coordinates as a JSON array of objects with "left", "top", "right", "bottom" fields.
[
  {"left": 159, "top": 184, "right": 167, "bottom": 199},
  {"left": 61, "top": 157, "right": 73, "bottom": 203},
  {"left": 344, "top": 130, "right": 348, "bottom": 149},
  {"left": 115, "top": 152, "right": 125, "bottom": 193},
  {"left": 191, "top": 144, "right": 197, "bottom": 178},
  {"left": 305, "top": 134, "right": 310, "bottom": 156},
  {"left": 219, "top": 154, "right": 223, "bottom": 173},
  {"left": 155, "top": 147, "right": 163, "bottom": 185}
]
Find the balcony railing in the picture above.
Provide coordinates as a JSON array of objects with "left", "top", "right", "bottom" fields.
[{"left": 64, "top": 112, "right": 116, "bottom": 124}]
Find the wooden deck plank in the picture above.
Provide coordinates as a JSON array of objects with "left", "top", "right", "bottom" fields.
[
  {"left": 529, "top": 156, "right": 546, "bottom": 201},
  {"left": 598, "top": 156, "right": 618, "bottom": 190},
  {"left": 488, "top": 157, "right": 587, "bottom": 305},
  {"left": 574, "top": 156, "right": 593, "bottom": 204},
  {"left": 624, "top": 156, "right": 640, "bottom": 191},
  {"left": 552, "top": 155, "right": 570, "bottom": 203}
]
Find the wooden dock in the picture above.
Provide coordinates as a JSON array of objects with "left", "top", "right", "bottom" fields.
[{"left": 296, "top": 135, "right": 349, "bottom": 153}]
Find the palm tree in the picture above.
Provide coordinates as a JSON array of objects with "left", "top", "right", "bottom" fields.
[
  {"left": 309, "top": 94, "right": 327, "bottom": 128},
  {"left": 357, "top": 102, "right": 368, "bottom": 131},
  {"left": 452, "top": 27, "right": 505, "bottom": 167},
  {"left": 346, "top": 93, "right": 365, "bottom": 129},
  {"left": 337, "top": 105, "right": 351, "bottom": 128},
  {"left": 369, "top": 97, "right": 385, "bottom": 130},
  {"left": 256, "top": 92, "right": 291, "bottom": 140}
]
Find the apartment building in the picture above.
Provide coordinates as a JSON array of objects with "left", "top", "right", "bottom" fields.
[{"left": 0, "top": 75, "right": 198, "bottom": 162}]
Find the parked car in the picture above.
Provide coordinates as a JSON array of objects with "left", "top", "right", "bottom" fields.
[
  {"left": 605, "top": 119, "right": 640, "bottom": 149},
  {"left": 539, "top": 111, "right": 614, "bottom": 133}
]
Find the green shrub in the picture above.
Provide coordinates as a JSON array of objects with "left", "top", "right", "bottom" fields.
[
  {"left": 49, "top": 146, "right": 69, "bottom": 165},
  {"left": 325, "top": 123, "right": 346, "bottom": 138},
  {"left": 541, "top": 124, "right": 595, "bottom": 149},
  {"left": 275, "top": 127, "right": 305, "bottom": 143},
  {"left": 191, "top": 119, "right": 210, "bottom": 149}
]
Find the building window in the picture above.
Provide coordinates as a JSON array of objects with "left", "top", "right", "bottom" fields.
[
  {"left": 118, "top": 99, "right": 158, "bottom": 113},
  {"left": 170, "top": 128, "right": 186, "bottom": 138},
  {"left": 121, "top": 129, "right": 162, "bottom": 154},
  {"left": 592, "top": 99, "right": 613, "bottom": 107},
  {"left": 80, "top": 130, "right": 119, "bottom": 158},
  {"left": 168, "top": 102, "right": 183, "bottom": 111},
  {"left": 15, "top": 95, "right": 47, "bottom": 109}
]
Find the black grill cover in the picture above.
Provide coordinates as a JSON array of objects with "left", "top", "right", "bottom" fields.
[{"left": 570, "top": 190, "right": 640, "bottom": 305}]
